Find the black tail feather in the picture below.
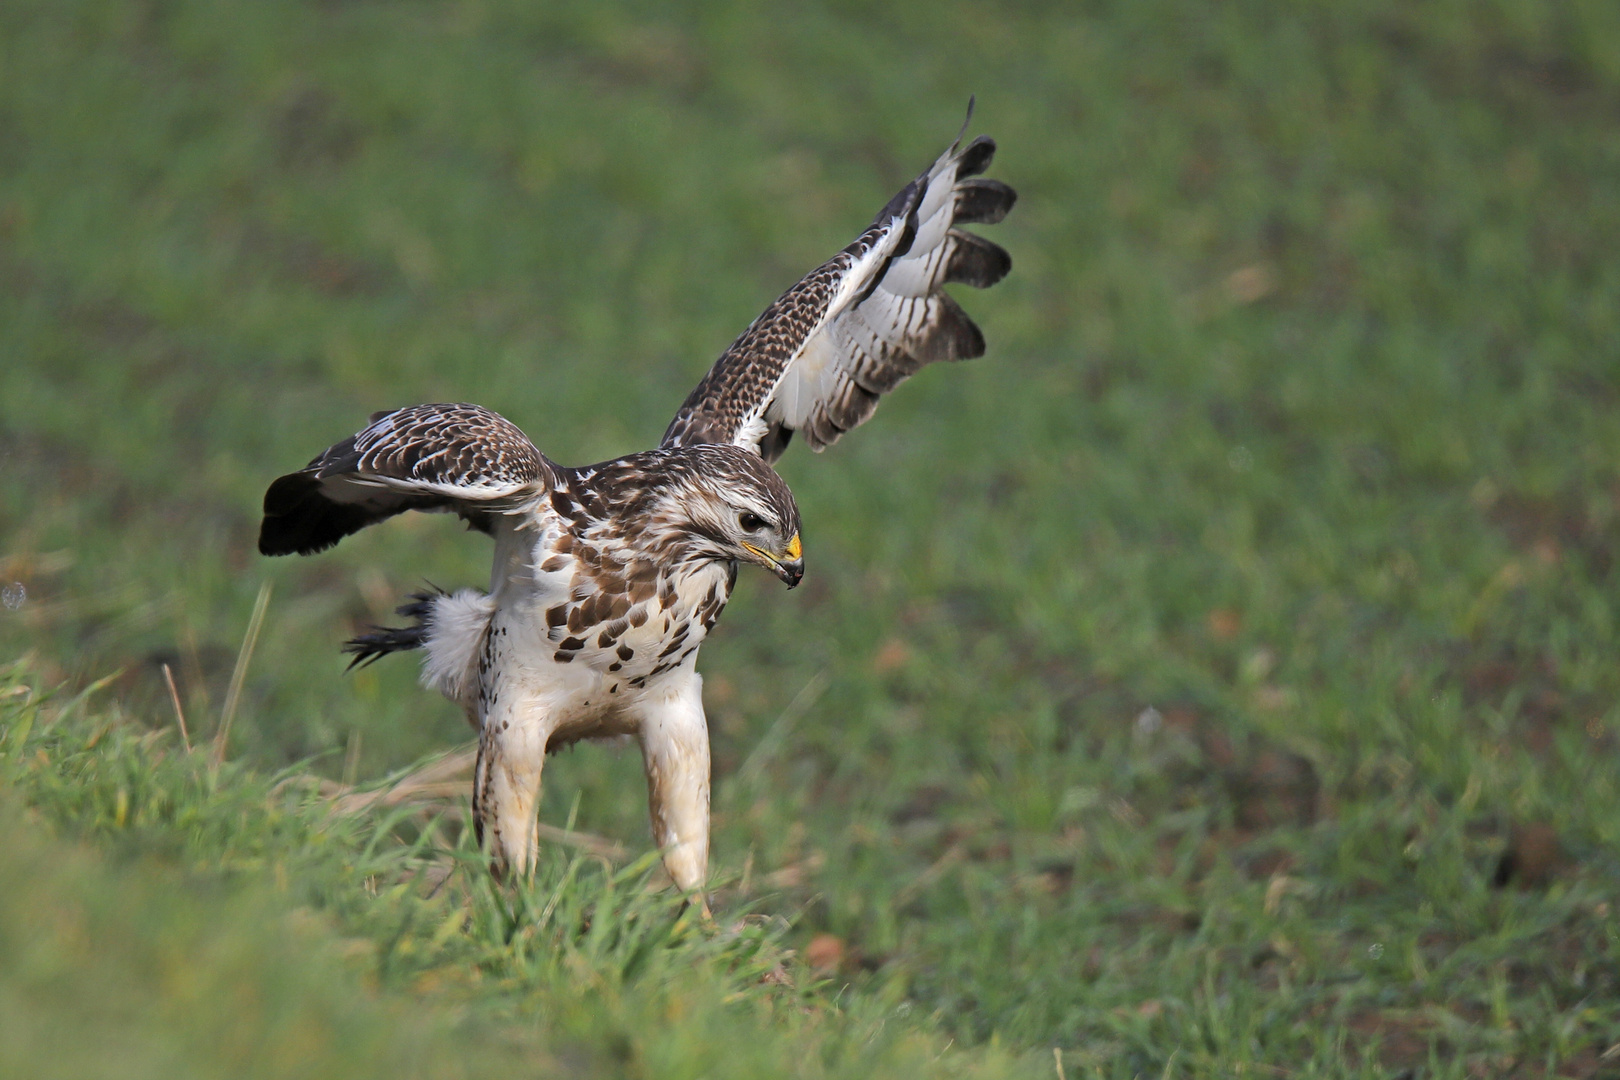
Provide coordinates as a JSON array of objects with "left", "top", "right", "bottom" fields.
[{"left": 342, "top": 589, "right": 441, "bottom": 670}]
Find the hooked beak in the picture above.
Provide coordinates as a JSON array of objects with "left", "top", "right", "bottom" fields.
[
  {"left": 775, "top": 556, "right": 804, "bottom": 589},
  {"left": 743, "top": 533, "right": 804, "bottom": 589}
]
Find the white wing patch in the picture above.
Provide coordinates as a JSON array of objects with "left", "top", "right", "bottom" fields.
[{"left": 770, "top": 325, "right": 845, "bottom": 430}]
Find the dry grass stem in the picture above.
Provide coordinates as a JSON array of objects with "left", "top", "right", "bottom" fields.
[
  {"left": 214, "top": 582, "right": 272, "bottom": 768},
  {"left": 161, "top": 662, "right": 190, "bottom": 752},
  {"left": 737, "top": 669, "right": 828, "bottom": 782}
]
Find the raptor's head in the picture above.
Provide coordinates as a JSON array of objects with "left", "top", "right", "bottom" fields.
[{"left": 653, "top": 444, "right": 804, "bottom": 588}]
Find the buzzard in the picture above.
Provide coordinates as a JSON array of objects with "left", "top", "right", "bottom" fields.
[{"left": 259, "top": 110, "right": 1016, "bottom": 896}]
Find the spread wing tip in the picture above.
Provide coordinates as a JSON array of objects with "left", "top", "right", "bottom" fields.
[
  {"left": 956, "top": 134, "right": 997, "bottom": 179},
  {"left": 258, "top": 471, "right": 367, "bottom": 556},
  {"left": 662, "top": 109, "right": 1015, "bottom": 460}
]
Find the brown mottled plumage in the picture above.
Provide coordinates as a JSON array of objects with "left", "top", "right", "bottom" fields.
[{"left": 257, "top": 110, "right": 1014, "bottom": 896}]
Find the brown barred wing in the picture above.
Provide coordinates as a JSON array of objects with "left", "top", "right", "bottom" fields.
[
  {"left": 661, "top": 107, "right": 1015, "bottom": 463},
  {"left": 259, "top": 403, "right": 552, "bottom": 556}
]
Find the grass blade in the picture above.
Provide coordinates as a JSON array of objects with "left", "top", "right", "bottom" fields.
[
  {"left": 214, "top": 582, "right": 271, "bottom": 769},
  {"left": 161, "top": 662, "right": 190, "bottom": 752}
]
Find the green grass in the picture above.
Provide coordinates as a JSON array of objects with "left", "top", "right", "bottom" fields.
[{"left": 3, "top": 1, "right": 1620, "bottom": 1075}]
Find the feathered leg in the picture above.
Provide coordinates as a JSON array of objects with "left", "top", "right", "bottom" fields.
[
  {"left": 470, "top": 649, "right": 551, "bottom": 880},
  {"left": 634, "top": 669, "right": 711, "bottom": 899}
]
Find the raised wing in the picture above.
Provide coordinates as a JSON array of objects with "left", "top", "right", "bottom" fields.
[
  {"left": 661, "top": 110, "right": 1015, "bottom": 462},
  {"left": 259, "top": 403, "right": 552, "bottom": 556}
]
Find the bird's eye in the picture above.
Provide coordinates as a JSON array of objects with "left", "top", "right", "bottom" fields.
[{"left": 738, "top": 512, "right": 768, "bottom": 533}]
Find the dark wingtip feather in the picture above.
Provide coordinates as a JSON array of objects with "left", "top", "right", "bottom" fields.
[
  {"left": 952, "top": 317, "right": 987, "bottom": 362},
  {"left": 259, "top": 468, "right": 401, "bottom": 557},
  {"left": 954, "top": 178, "right": 1017, "bottom": 226},
  {"left": 919, "top": 293, "right": 986, "bottom": 363},
  {"left": 258, "top": 472, "right": 360, "bottom": 557},
  {"left": 956, "top": 135, "right": 996, "bottom": 179},
  {"left": 945, "top": 230, "right": 1012, "bottom": 289}
]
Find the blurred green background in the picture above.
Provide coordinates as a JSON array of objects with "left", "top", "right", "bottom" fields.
[{"left": 2, "top": 1, "right": 1619, "bottom": 1076}]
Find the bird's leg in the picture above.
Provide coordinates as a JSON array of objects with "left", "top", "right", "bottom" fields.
[
  {"left": 472, "top": 694, "right": 550, "bottom": 882},
  {"left": 635, "top": 670, "right": 711, "bottom": 909}
]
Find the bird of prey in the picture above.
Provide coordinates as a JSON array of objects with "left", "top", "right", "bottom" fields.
[{"left": 258, "top": 111, "right": 1016, "bottom": 896}]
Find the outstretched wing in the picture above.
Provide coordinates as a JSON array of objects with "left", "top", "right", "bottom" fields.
[
  {"left": 259, "top": 403, "right": 552, "bottom": 556},
  {"left": 661, "top": 109, "right": 1015, "bottom": 462}
]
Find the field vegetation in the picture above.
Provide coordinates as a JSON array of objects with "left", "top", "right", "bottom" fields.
[{"left": 2, "top": 1, "right": 1619, "bottom": 1076}]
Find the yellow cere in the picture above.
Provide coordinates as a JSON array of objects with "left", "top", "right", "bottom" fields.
[{"left": 784, "top": 533, "right": 802, "bottom": 560}]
